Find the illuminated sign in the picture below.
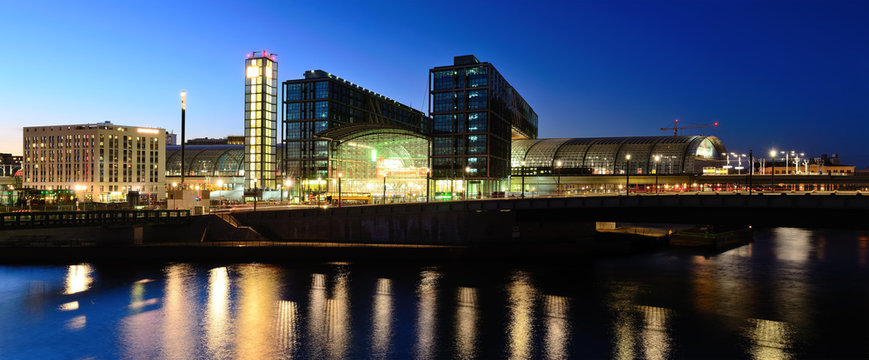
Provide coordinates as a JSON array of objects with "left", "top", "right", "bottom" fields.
[{"left": 136, "top": 128, "right": 159, "bottom": 134}]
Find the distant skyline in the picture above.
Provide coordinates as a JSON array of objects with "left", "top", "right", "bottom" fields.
[{"left": 1, "top": 0, "right": 867, "bottom": 166}]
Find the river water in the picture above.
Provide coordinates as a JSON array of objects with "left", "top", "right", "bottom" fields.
[{"left": 0, "top": 228, "right": 867, "bottom": 359}]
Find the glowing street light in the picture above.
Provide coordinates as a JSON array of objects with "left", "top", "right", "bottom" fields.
[
  {"left": 464, "top": 166, "right": 472, "bottom": 200},
  {"left": 625, "top": 154, "right": 631, "bottom": 195},
  {"left": 769, "top": 149, "right": 777, "bottom": 191},
  {"left": 654, "top": 155, "right": 661, "bottom": 194},
  {"left": 555, "top": 159, "right": 563, "bottom": 196}
]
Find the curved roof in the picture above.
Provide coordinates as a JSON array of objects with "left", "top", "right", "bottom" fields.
[
  {"left": 166, "top": 145, "right": 285, "bottom": 176},
  {"left": 315, "top": 123, "right": 430, "bottom": 142},
  {"left": 512, "top": 136, "right": 726, "bottom": 174}
]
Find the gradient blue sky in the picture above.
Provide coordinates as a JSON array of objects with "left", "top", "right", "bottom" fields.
[{"left": 1, "top": 0, "right": 867, "bottom": 166}]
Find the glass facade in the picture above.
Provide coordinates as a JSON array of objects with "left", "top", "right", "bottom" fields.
[
  {"left": 510, "top": 136, "right": 726, "bottom": 176},
  {"left": 244, "top": 52, "right": 278, "bottom": 190},
  {"left": 429, "top": 55, "right": 538, "bottom": 194},
  {"left": 282, "top": 70, "right": 430, "bottom": 184}
]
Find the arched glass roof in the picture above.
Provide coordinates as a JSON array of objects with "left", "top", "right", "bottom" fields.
[
  {"left": 512, "top": 136, "right": 726, "bottom": 175},
  {"left": 166, "top": 145, "right": 285, "bottom": 177}
]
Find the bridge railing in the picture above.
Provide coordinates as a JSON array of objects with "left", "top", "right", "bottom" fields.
[{"left": 0, "top": 210, "right": 190, "bottom": 230}]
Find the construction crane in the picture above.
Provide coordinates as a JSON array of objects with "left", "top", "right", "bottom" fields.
[{"left": 660, "top": 119, "right": 719, "bottom": 136}]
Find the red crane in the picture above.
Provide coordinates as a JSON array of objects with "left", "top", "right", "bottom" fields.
[{"left": 660, "top": 119, "right": 719, "bottom": 136}]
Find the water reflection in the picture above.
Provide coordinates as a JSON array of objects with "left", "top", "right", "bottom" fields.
[
  {"left": 162, "top": 263, "right": 197, "bottom": 359},
  {"left": 236, "top": 264, "right": 282, "bottom": 360},
  {"left": 772, "top": 228, "right": 812, "bottom": 331},
  {"left": 308, "top": 269, "right": 351, "bottom": 359},
  {"left": 58, "top": 301, "right": 79, "bottom": 311},
  {"left": 371, "top": 278, "right": 393, "bottom": 358},
  {"left": 638, "top": 305, "right": 672, "bottom": 360},
  {"left": 416, "top": 269, "right": 441, "bottom": 360},
  {"left": 121, "top": 278, "right": 161, "bottom": 358},
  {"left": 64, "top": 264, "right": 92, "bottom": 295},
  {"left": 609, "top": 283, "right": 639, "bottom": 360},
  {"left": 66, "top": 314, "right": 86, "bottom": 330},
  {"left": 275, "top": 300, "right": 298, "bottom": 356},
  {"left": 455, "top": 286, "right": 479, "bottom": 359},
  {"left": 206, "top": 267, "right": 232, "bottom": 359},
  {"left": 507, "top": 271, "right": 537, "bottom": 360},
  {"left": 543, "top": 295, "right": 570, "bottom": 360},
  {"left": 746, "top": 318, "right": 791, "bottom": 360}
]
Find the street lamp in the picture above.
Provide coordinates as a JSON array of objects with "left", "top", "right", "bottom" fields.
[
  {"left": 520, "top": 160, "right": 526, "bottom": 198},
  {"left": 555, "top": 159, "right": 563, "bottom": 196},
  {"left": 464, "top": 166, "right": 471, "bottom": 200},
  {"left": 337, "top": 172, "right": 342, "bottom": 207},
  {"left": 252, "top": 178, "right": 258, "bottom": 211},
  {"left": 180, "top": 91, "right": 187, "bottom": 190},
  {"left": 425, "top": 168, "right": 431, "bottom": 203},
  {"left": 654, "top": 155, "right": 660, "bottom": 194},
  {"left": 284, "top": 179, "right": 292, "bottom": 204},
  {"left": 769, "top": 149, "right": 776, "bottom": 192},
  {"left": 316, "top": 177, "right": 322, "bottom": 205},
  {"left": 625, "top": 154, "right": 631, "bottom": 195}
]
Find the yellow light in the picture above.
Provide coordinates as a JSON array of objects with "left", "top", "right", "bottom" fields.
[
  {"left": 172, "top": 182, "right": 178, "bottom": 187},
  {"left": 265, "top": 66, "right": 273, "bottom": 78},
  {"left": 216, "top": 180, "right": 223, "bottom": 187},
  {"left": 246, "top": 66, "right": 260, "bottom": 78},
  {"left": 137, "top": 128, "right": 159, "bottom": 134},
  {"left": 625, "top": 154, "right": 631, "bottom": 160}
]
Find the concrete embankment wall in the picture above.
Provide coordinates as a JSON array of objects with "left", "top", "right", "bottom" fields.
[
  {"left": 0, "top": 215, "right": 265, "bottom": 246},
  {"left": 232, "top": 202, "right": 598, "bottom": 245}
]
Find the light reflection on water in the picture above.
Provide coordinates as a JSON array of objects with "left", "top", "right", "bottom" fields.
[
  {"left": 370, "top": 278, "right": 393, "bottom": 358},
  {"left": 0, "top": 228, "right": 867, "bottom": 358},
  {"left": 415, "top": 269, "right": 440, "bottom": 360},
  {"left": 455, "top": 286, "right": 479, "bottom": 359},
  {"left": 507, "top": 271, "right": 536, "bottom": 360},
  {"left": 64, "top": 264, "right": 92, "bottom": 295}
]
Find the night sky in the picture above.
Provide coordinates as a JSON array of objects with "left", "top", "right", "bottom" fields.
[{"left": 1, "top": 0, "right": 866, "bottom": 166}]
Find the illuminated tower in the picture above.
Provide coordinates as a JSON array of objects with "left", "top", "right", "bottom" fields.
[{"left": 244, "top": 51, "right": 278, "bottom": 190}]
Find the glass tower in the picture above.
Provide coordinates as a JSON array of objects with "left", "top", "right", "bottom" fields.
[
  {"left": 429, "top": 55, "right": 538, "bottom": 196},
  {"left": 244, "top": 51, "right": 278, "bottom": 190}
]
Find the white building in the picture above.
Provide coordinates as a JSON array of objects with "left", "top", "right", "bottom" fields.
[{"left": 23, "top": 122, "right": 166, "bottom": 202}]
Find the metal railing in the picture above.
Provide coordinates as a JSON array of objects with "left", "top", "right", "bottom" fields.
[{"left": 0, "top": 210, "right": 190, "bottom": 229}]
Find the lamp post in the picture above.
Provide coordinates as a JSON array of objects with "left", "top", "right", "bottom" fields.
[
  {"left": 425, "top": 168, "right": 430, "bottom": 203},
  {"left": 382, "top": 175, "right": 386, "bottom": 204},
  {"left": 317, "top": 177, "right": 322, "bottom": 205},
  {"left": 748, "top": 150, "right": 753, "bottom": 195},
  {"left": 555, "top": 159, "right": 562, "bottom": 196},
  {"left": 654, "top": 155, "right": 660, "bottom": 194},
  {"left": 520, "top": 160, "right": 526, "bottom": 198},
  {"left": 769, "top": 149, "right": 776, "bottom": 192},
  {"left": 337, "top": 172, "right": 342, "bottom": 207},
  {"left": 285, "top": 179, "right": 292, "bottom": 204},
  {"left": 180, "top": 91, "right": 186, "bottom": 189},
  {"left": 252, "top": 178, "right": 258, "bottom": 212},
  {"left": 625, "top": 154, "right": 631, "bottom": 195},
  {"left": 464, "top": 166, "right": 471, "bottom": 200}
]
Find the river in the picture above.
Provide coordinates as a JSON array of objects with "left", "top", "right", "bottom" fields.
[{"left": 0, "top": 227, "right": 867, "bottom": 359}]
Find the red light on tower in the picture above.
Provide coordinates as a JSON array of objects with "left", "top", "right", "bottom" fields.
[
  {"left": 714, "top": 122, "right": 719, "bottom": 126},
  {"left": 264, "top": 50, "right": 269, "bottom": 57}
]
